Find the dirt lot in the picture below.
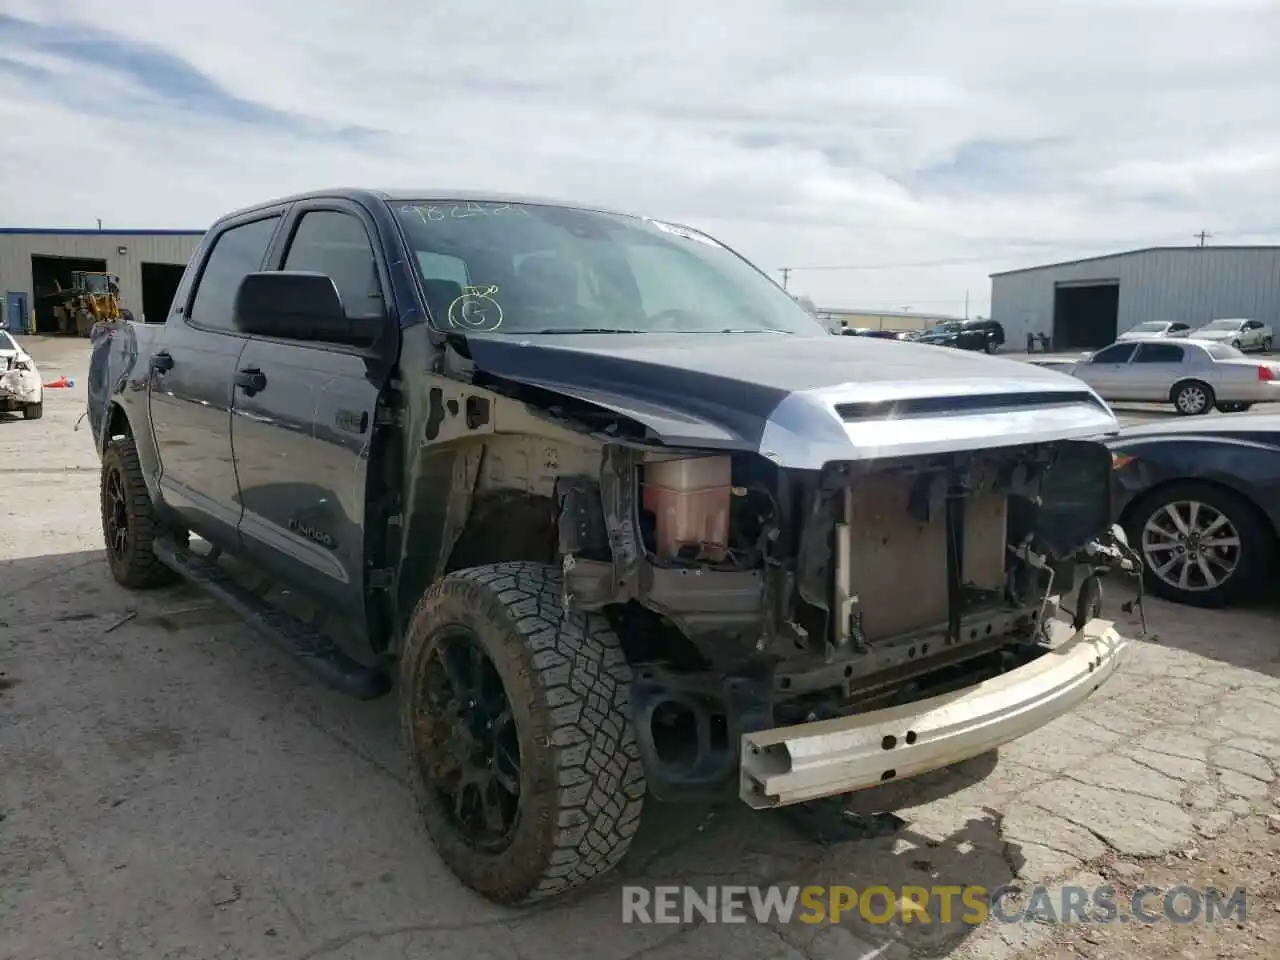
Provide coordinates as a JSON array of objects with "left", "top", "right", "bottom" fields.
[{"left": 3, "top": 336, "right": 1278, "bottom": 960}]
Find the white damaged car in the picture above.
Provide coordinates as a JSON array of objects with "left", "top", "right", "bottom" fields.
[{"left": 0, "top": 330, "right": 43, "bottom": 420}]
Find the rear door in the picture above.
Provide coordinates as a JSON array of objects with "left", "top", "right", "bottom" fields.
[
  {"left": 1129, "top": 341, "right": 1187, "bottom": 401},
  {"left": 1072, "top": 341, "right": 1137, "bottom": 397},
  {"left": 230, "top": 201, "right": 397, "bottom": 618}
]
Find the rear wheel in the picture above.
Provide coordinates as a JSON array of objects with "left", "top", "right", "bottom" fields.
[
  {"left": 100, "top": 436, "right": 183, "bottom": 588},
  {"left": 1123, "top": 481, "right": 1274, "bottom": 607},
  {"left": 1172, "top": 380, "right": 1213, "bottom": 415},
  {"left": 400, "top": 562, "right": 646, "bottom": 904},
  {"left": 1264, "top": 337, "right": 1273, "bottom": 353},
  {"left": 22, "top": 402, "right": 42, "bottom": 420},
  {"left": 1230, "top": 339, "right": 1242, "bottom": 350}
]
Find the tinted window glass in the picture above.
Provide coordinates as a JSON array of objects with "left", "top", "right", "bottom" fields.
[
  {"left": 188, "top": 217, "right": 280, "bottom": 331},
  {"left": 0, "top": 331, "right": 16, "bottom": 351},
  {"left": 1134, "top": 343, "right": 1184, "bottom": 363},
  {"left": 1092, "top": 343, "right": 1137, "bottom": 363},
  {"left": 283, "top": 211, "right": 384, "bottom": 319}
]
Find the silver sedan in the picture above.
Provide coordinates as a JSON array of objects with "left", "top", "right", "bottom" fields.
[{"left": 1065, "top": 338, "right": 1280, "bottom": 414}]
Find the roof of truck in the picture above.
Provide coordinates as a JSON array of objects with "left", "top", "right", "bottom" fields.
[{"left": 216, "top": 188, "right": 634, "bottom": 224}]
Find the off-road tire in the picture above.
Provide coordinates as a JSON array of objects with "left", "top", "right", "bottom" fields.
[
  {"left": 1123, "top": 480, "right": 1275, "bottom": 608},
  {"left": 23, "top": 402, "right": 42, "bottom": 420},
  {"left": 400, "top": 562, "right": 646, "bottom": 904},
  {"left": 1172, "top": 380, "right": 1214, "bottom": 416},
  {"left": 100, "top": 436, "right": 183, "bottom": 589}
]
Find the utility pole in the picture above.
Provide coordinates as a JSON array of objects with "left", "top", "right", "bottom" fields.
[
  {"left": 96, "top": 218, "right": 103, "bottom": 231},
  {"left": 1194, "top": 230, "right": 1212, "bottom": 247},
  {"left": 964, "top": 289, "right": 969, "bottom": 320},
  {"left": 779, "top": 267, "right": 791, "bottom": 290}
]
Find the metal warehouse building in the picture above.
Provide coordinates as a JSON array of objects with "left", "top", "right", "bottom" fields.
[
  {"left": 1, "top": 228, "right": 204, "bottom": 333},
  {"left": 990, "top": 245, "right": 1280, "bottom": 351}
]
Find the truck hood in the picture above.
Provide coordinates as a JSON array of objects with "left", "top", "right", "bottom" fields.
[{"left": 462, "top": 332, "right": 1120, "bottom": 468}]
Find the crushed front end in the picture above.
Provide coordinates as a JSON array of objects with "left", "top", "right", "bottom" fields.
[{"left": 555, "top": 380, "right": 1134, "bottom": 808}]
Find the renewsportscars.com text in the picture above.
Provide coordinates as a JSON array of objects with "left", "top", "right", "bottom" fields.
[{"left": 622, "top": 884, "right": 1248, "bottom": 926}]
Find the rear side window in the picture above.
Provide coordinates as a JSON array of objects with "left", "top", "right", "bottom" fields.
[
  {"left": 1133, "top": 343, "right": 1185, "bottom": 363},
  {"left": 187, "top": 217, "right": 280, "bottom": 331},
  {"left": 282, "top": 211, "right": 384, "bottom": 319},
  {"left": 1092, "top": 343, "right": 1137, "bottom": 363}
]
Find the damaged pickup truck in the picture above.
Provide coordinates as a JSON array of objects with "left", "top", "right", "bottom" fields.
[{"left": 87, "top": 189, "right": 1134, "bottom": 905}]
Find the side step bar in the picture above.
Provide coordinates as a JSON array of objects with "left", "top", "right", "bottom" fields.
[{"left": 152, "top": 536, "right": 391, "bottom": 701}]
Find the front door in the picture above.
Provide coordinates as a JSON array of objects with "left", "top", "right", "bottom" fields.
[
  {"left": 1073, "top": 341, "right": 1137, "bottom": 397},
  {"left": 148, "top": 213, "right": 283, "bottom": 548},
  {"left": 231, "top": 203, "right": 395, "bottom": 620}
]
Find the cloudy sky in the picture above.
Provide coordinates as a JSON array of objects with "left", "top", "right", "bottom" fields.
[{"left": 1, "top": 0, "right": 1276, "bottom": 315}]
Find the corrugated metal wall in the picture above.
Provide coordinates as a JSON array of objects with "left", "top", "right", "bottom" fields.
[
  {"left": 990, "top": 247, "right": 1280, "bottom": 348},
  {"left": 0, "top": 231, "right": 203, "bottom": 329}
]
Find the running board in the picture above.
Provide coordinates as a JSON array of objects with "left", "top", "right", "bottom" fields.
[{"left": 151, "top": 536, "right": 392, "bottom": 701}]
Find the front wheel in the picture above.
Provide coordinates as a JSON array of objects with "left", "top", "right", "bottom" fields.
[
  {"left": 1124, "top": 481, "right": 1274, "bottom": 607},
  {"left": 400, "top": 562, "right": 646, "bottom": 905},
  {"left": 1172, "top": 380, "right": 1214, "bottom": 415},
  {"left": 1230, "top": 340, "right": 1242, "bottom": 350},
  {"left": 985, "top": 339, "right": 998, "bottom": 354},
  {"left": 1263, "top": 337, "right": 1273, "bottom": 353}
]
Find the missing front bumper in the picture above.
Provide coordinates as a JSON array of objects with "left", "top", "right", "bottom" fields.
[{"left": 739, "top": 618, "right": 1128, "bottom": 808}]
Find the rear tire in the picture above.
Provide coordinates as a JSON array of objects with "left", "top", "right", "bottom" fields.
[
  {"left": 1264, "top": 337, "right": 1273, "bottom": 353},
  {"left": 1230, "top": 339, "right": 1242, "bottom": 350},
  {"left": 400, "top": 562, "right": 646, "bottom": 905},
  {"left": 22, "top": 402, "right": 42, "bottom": 420},
  {"left": 100, "top": 436, "right": 182, "bottom": 588},
  {"left": 1172, "top": 380, "right": 1213, "bottom": 415},
  {"left": 1123, "top": 480, "right": 1274, "bottom": 607}
]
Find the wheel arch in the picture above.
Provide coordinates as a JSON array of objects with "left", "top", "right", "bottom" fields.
[{"left": 1167, "top": 377, "right": 1214, "bottom": 404}]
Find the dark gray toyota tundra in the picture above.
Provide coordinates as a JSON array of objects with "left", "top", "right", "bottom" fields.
[{"left": 87, "top": 189, "right": 1135, "bottom": 904}]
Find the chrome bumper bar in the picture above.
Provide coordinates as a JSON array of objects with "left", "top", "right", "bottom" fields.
[{"left": 740, "top": 618, "right": 1128, "bottom": 808}]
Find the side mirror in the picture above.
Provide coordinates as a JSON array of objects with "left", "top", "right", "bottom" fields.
[{"left": 232, "top": 271, "right": 383, "bottom": 346}]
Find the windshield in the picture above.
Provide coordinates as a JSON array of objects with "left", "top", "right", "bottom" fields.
[
  {"left": 1131, "top": 322, "right": 1168, "bottom": 332},
  {"left": 0, "top": 331, "right": 15, "bottom": 351},
  {"left": 82, "top": 275, "right": 110, "bottom": 294},
  {"left": 1202, "top": 319, "right": 1243, "bottom": 330},
  {"left": 1202, "top": 342, "right": 1245, "bottom": 359},
  {"left": 392, "top": 200, "right": 828, "bottom": 336}
]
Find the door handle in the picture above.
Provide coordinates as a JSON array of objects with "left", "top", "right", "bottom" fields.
[
  {"left": 234, "top": 368, "right": 267, "bottom": 394},
  {"left": 151, "top": 351, "right": 174, "bottom": 373}
]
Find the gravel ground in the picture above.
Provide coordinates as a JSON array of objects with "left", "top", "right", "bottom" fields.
[{"left": 2, "top": 336, "right": 1278, "bottom": 960}]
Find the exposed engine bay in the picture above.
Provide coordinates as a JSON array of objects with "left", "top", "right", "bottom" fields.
[{"left": 555, "top": 436, "right": 1137, "bottom": 801}]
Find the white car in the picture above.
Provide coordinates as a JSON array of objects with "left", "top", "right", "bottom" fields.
[
  {"left": 1066, "top": 338, "right": 1280, "bottom": 415},
  {"left": 1189, "top": 318, "right": 1273, "bottom": 353},
  {"left": 0, "top": 330, "right": 43, "bottom": 420},
  {"left": 1116, "top": 321, "right": 1192, "bottom": 341}
]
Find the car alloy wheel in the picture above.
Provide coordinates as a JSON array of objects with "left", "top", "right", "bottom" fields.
[
  {"left": 1174, "top": 382, "right": 1210, "bottom": 415},
  {"left": 1140, "top": 499, "right": 1240, "bottom": 595}
]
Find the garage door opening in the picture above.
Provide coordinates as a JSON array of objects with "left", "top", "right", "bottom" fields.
[
  {"left": 1053, "top": 282, "right": 1119, "bottom": 350},
  {"left": 31, "top": 254, "right": 107, "bottom": 335},
  {"left": 141, "top": 262, "right": 186, "bottom": 324}
]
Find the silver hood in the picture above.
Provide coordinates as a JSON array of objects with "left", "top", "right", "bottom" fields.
[{"left": 463, "top": 332, "right": 1120, "bottom": 470}]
